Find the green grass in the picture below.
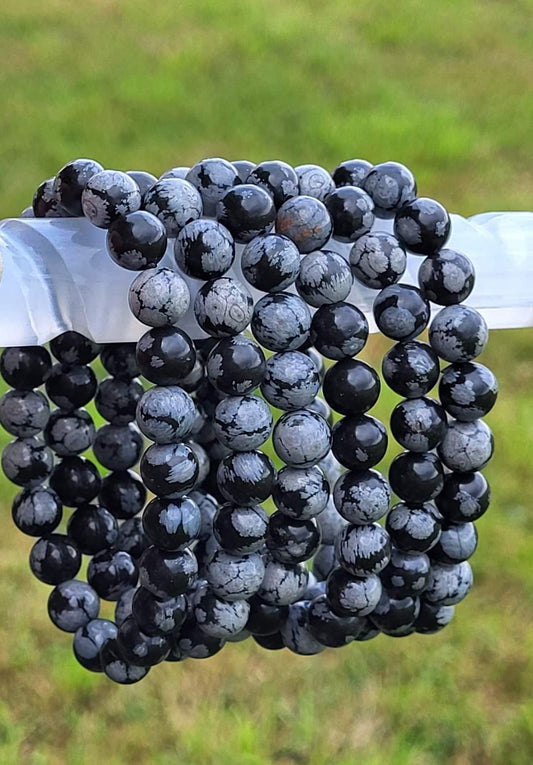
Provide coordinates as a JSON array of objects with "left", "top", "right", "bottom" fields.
[{"left": 0, "top": 0, "right": 533, "bottom": 762}]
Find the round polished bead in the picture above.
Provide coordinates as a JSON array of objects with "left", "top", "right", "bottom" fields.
[
  {"left": 380, "top": 547, "right": 431, "bottom": 597},
  {"left": 107, "top": 211, "right": 167, "bottom": 270},
  {"left": 94, "top": 378, "right": 143, "bottom": 425},
  {"left": 128, "top": 268, "right": 190, "bottom": 326},
  {"left": 296, "top": 249, "right": 352, "bottom": 306},
  {"left": 0, "top": 389, "right": 50, "bottom": 437},
  {"left": 232, "top": 160, "right": 255, "bottom": 183},
  {"left": 241, "top": 233, "right": 300, "bottom": 293},
  {"left": 310, "top": 302, "right": 368, "bottom": 361},
  {"left": 174, "top": 218, "right": 235, "bottom": 280},
  {"left": 142, "top": 495, "right": 201, "bottom": 550},
  {"left": 189, "top": 489, "right": 219, "bottom": 540},
  {"left": 362, "top": 161, "right": 416, "bottom": 212},
  {"left": 87, "top": 549, "right": 138, "bottom": 601},
  {"left": 373, "top": 284, "right": 430, "bottom": 341},
  {"left": 50, "top": 456, "right": 101, "bottom": 506},
  {"left": 0, "top": 346, "right": 51, "bottom": 390},
  {"left": 281, "top": 601, "right": 325, "bottom": 655},
  {"left": 389, "top": 451, "right": 444, "bottom": 503},
  {"left": 438, "top": 419, "right": 494, "bottom": 473},
  {"left": 368, "top": 590, "right": 420, "bottom": 637},
  {"left": 53, "top": 158, "right": 104, "bottom": 215},
  {"left": 261, "top": 351, "right": 319, "bottom": 411},
  {"left": 436, "top": 471, "right": 490, "bottom": 523},
  {"left": 170, "top": 618, "right": 225, "bottom": 660},
  {"left": 50, "top": 332, "right": 100, "bottom": 366},
  {"left": 73, "top": 618, "right": 117, "bottom": 672},
  {"left": 101, "top": 343, "right": 139, "bottom": 380},
  {"left": 136, "top": 327, "right": 196, "bottom": 385},
  {"left": 186, "top": 158, "right": 238, "bottom": 216},
  {"left": 332, "top": 415, "right": 388, "bottom": 471},
  {"left": 213, "top": 395, "right": 272, "bottom": 452},
  {"left": 206, "top": 335, "right": 265, "bottom": 396},
  {"left": 99, "top": 469, "right": 146, "bottom": 519},
  {"left": 212, "top": 503, "right": 267, "bottom": 554},
  {"left": 382, "top": 341, "right": 440, "bottom": 398},
  {"left": 333, "top": 469, "right": 390, "bottom": 525},
  {"left": 439, "top": 362, "right": 498, "bottom": 422},
  {"left": 326, "top": 567, "right": 382, "bottom": 617},
  {"left": 386, "top": 502, "right": 442, "bottom": 553},
  {"left": 350, "top": 232, "right": 407, "bottom": 289},
  {"left": 48, "top": 579, "right": 100, "bottom": 632},
  {"left": 247, "top": 160, "right": 299, "bottom": 208},
  {"left": 93, "top": 423, "right": 143, "bottom": 471},
  {"left": 336, "top": 523, "right": 391, "bottom": 576},
  {"left": 323, "top": 358, "right": 380, "bottom": 416},
  {"left": 205, "top": 550, "right": 265, "bottom": 601},
  {"left": 100, "top": 639, "right": 150, "bottom": 683},
  {"left": 44, "top": 408, "right": 95, "bottom": 456},
  {"left": 390, "top": 397, "right": 446, "bottom": 452},
  {"left": 429, "top": 305, "right": 488, "bottom": 362},
  {"left": 418, "top": 248, "right": 475, "bottom": 305},
  {"left": 273, "top": 410, "right": 331, "bottom": 468},
  {"left": 415, "top": 601, "right": 455, "bottom": 634},
  {"left": 276, "top": 196, "right": 332, "bottom": 253},
  {"left": 312, "top": 545, "right": 336, "bottom": 581},
  {"left": 114, "top": 588, "right": 136, "bottom": 627},
  {"left": 307, "top": 594, "right": 363, "bottom": 647},
  {"left": 332, "top": 158, "right": 372, "bottom": 188},
  {"left": 117, "top": 615, "right": 170, "bottom": 666},
  {"left": 115, "top": 517, "right": 150, "bottom": 560},
  {"left": 132, "top": 587, "right": 186, "bottom": 637},
  {"left": 258, "top": 559, "right": 309, "bottom": 605},
  {"left": 430, "top": 522, "right": 478, "bottom": 564},
  {"left": 33, "top": 177, "right": 69, "bottom": 218},
  {"left": 12, "top": 486, "right": 62, "bottom": 536},
  {"left": 307, "top": 396, "right": 333, "bottom": 426},
  {"left": 266, "top": 511, "right": 320, "bottom": 564},
  {"left": 295, "top": 164, "right": 335, "bottom": 201},
  {"left": 45, "top": 364, "right": 97, "bottom": 411},
  {"left": 194, "top": 277, "right": 253, "bottom": 338},
  {"left": 424, "top": 561, "right": 473, "bottom": 606},
  {"left": 136, "top": 386, "right": 196, "bottom": 444},
  {"left": 325, "top": 186, "right": 374, "bottom": 242},
  {"left": 272, "top": 465, "right": 329, "bottom": 520},
  {"left": 394, "top": 197, "right": 450, "bottom": 254},
  {"left": 317, "top": 497, "right": 348, "bottom": 545},
  {"left": 29, "top": 533, "right": 81, "bottom": 584},
  {"left": 2, "top": 436, "right": 53, "bottom": 487},
  {"left": 217, "top": 450, "right": 275, "bottom": 506},
  {"left": 143, "top": 178, "right": 203, "bottom": 237},
  {"left": 139, "top": 546, "right": 198, "bottom": 600},
  {"left": 251, "top": 293, "right": 311, "bottom": 352},
  {"left": 246, "top": 594, "right": 288, "bottom": 635},
  {"left": 126, "top": 170, "right": 157, "bottom": 195},
  {"left": 193, "top": 586, "right": 250, "bottom": 639},
  {"left": 81, "top": 170, "right": 141, "bottom": 229},
  {"left": 140, "top": 442, "right": 199, "bottom": 497},
  {"left": 217, "top": 184, "right": 276, "bottom": 243},
  {"left": 159, "top": 167, "right": 189, "bottom": 181},
  {"left": 67, "top": 503, "right": 118, "bottom": 555}
]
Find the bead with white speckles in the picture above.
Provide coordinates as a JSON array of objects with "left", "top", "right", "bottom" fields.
[{"left": 438, "top": 418, "right": 494, "bottom": 473}]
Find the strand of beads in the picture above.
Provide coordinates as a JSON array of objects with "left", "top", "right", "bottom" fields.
[{"left": 0, "top": 155, "right": 498, "bottom": 684}]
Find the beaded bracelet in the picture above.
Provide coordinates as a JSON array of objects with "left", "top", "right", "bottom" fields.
[{"left": 0, "top": 157, "right": 497, "bottom": 683}]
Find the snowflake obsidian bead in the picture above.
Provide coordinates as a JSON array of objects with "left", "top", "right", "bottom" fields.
[
  {"left": 213, "top": 395, "right": 272, "bottom": 452},
  {"left": 424, "top": 561, "right": 473, "bottom": 606},
  {"left": 136, "top": 385, "right": 196, "bottom": 443},
  {"left": 142, "top": 495, "right": 201, "bottom": 550},
  {"left": 325, "top": 186, "right": 375, "bottom": 242},
  {"left": 81, "top": 170, "right": 141, "bottom": 229},
  {"left": 261, "top": 351, "right": 320, "bottom": 410},
  {"left": 144, "top": 178, "right": 203, "bottom": 237},
  {"left": 107, "top": 211, "right": 167, "bottom": 271},
  {"left": 382, "top": 341, "right": 440, "bottom": 398},
  {"left": 0, "top": 389, "right": 50, "bottom": 438},
  {"left": 333, "top": 469, "right": 390, "bottom": 525},
  {"left": 326, "top": 567, "right": 383, "bottom": 617},
  {"left": 50, "top": 456, "right": 101, "bottom": 506},
  {"left": 380, "top": 547, "right": 431, "bottom": 597},
  {"left": 389, "top": 451, "right": 444, "bottom": 503},
  {"left": 394, "top": 196, "right": 450, "bottom": 255},
  {"left": 386, "top": 502, "right": 442, "bottom": 553},
  {"left": 205, "top": 550, "right": 265, "bottom": 601},
  {"left": 241, "top": 233, "right": 300, "bottom": 293},
  {"left": 362, "top": 161, "right": 417, "bottom": 212},
  {"left": 99, "top": 469, "right": 146, "bottom": 519},
  {"left": 12, "top": 486, "right": 62, "bottom": 536},
  {"left": 350, "top": 232, "right": 407, "bottom": 289},
  {"left": 332, "top": 158, "right": 373, "bottom": 188},
  {"left": 310, "top": 302, "right": 368, "bottom": 361},
  {"left": 128, "top": 268, "right": 190, "bottom": 327},
  {"left": 67, "top": 503, "right": 118, "bottom": 555},
  {"left": 418, "top": 248, "right": 475, "bottom": 305},
  {"left": 217, "top": 184, "right": 276, "bottom": 243},
  {"left": 272, "top": 465, "right": 329, "bottom": 520},
  {"left": 435, "top": 471, "right": 490, "bottom": 523},
  {"left": 194, "top": 277, "right": 253, "bottom": 338},
  {"left": 54, "top": 158, "right": 104, "bottom": 216},
  {"left": 139, "top": 546, "right": 198, "bottom": 600},
  {"left": 438, "top": 419, "right": 494, "bottom": 473},
  {"left": 307, "top": 594, "right": 363, "bottom": 647},
  {"left": 87, "top": 549, "right": 139, "bottom": 601},
  {"left": 429, "top": 304, "right": 488, "bottom": 362},
  {"left": 266, "top": 511, "right": 321, "bottom": 564},
  {"left": 132, "top": 587, "right": 187, "bottom": 637},
  {"left": 439, "top": 362, "right": 498, "bottom": 421},
  {"left": 295, "top": 249, "right": 353, "bottom": 306},
  {"left": 73, "top": 618, "right": 117, "bottom": 672},
  {"left": 251, "top": 293, "right": 311, "bottom": 352},
  {"left": 175, "top": 219, "right": 235, "bottom": 280},
  {"left": 212, "top": 503, "right": 268, "bottom": 554},
  {"left": 295, "top": 164, "right": 335, "bottom": 201},
  {"left": 273, "top": 409, "right": 331, "bottom": 468},
  {"left": 373, "top": 284, "right": 430, "bottom": 341},
  {"left": 247, "top": 160, "right": 299, "bottom": 208},
  {"left": 0, "top": 346, "right": 52, "bottom": 390},
  {"left": 93, "top": 423, "right": 143, "bottom": 470},
  {"left": 336, "top": 523, "right": 391, "bottom": 577},
  {"left": 276, "top": 196, "right": 332, "bottom": 253},
  {"left": 322, "top": 358, "right": 380, "bottom": 416},
  {"left": 390, "top": 397, "right": 446, "bottom": 452},
  {"left": 216, "top": 450, "right": 275, "bottom": 506},
  {"left": 47, "top": 579, "right": 100, "bottom": 633},
  {"left": 50, "top": 332, "right": 100, "bottom": 367},
  {"left": 117, "top": 615, "right": 170, "bottom": 666},
  {"left": 136, "top": 327, "right": 196, "bottom": 384},
  {"left": 45, "top": 364, "right": 97, "bottom": 411},
  {"left": 2, "top": 436, "right": 54, "bottom": 488},
  {"left": 257, "top": 558, "right": 309, "bottom": 605},
  {"left": 140, "top": 442, "right": 199, "bottom": 496},
  {"left": 185, "top": 158, "right": 239, "bottom": 216},
  {"left": 30, "top": 533, "right": 82, "bottom": 584},
  {"left": 331, "top": 415, "right": 388, "bottom": 470},
  {"left": 192, "top": 584, "right": 250, "bottom": 639}
]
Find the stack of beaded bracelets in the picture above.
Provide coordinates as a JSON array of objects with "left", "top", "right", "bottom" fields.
[{"left": 0, "top": 156, "right": 497, "bottom": 684}]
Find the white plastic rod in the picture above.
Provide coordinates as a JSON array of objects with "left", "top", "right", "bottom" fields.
[{"left": 0, "top": 212, "right": 532, "bottom": 346}]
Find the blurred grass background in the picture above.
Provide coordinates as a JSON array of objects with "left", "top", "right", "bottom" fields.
[{"left": 0, "top": 0, "right": 533, "bottom": 763}]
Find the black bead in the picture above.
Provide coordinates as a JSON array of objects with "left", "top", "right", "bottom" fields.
[
  {"left": 87, "top": 549, "right": 139, "bottom": 601},
  {"left": 33, "top": 178, "right": 70, "bottom": 218},
  {"left": 142, "top": 495, "right": 201, "bottom": 550},
  {"left": 373, "top": 284, "right": 430, "bottom": 341},
  {"left": 307, "top": 594, "right": 363, "bottom": 647},
  {"left": 93, "top": 423, "right": 143, "bottom": 471},
  {"left": 73, "top": 617, "right": 117, "bottom": 672},
  {"left": 49, "top": 456, "right": 102, "bottom": 507},
  {"left": 206, "top": 335, "right": 265, "bottom": 395},
  {"left": 0, "top": 346, "right": 52, "bottom": 390},
  {"left": 107, "top": 211, "right": 167, "bottom": 271},
  {"left": 139, "top": 545, "right": 198, "bottom": 600},
  {"left": 115, "top": 517, "right": 151, "bottom": 560},
  {"left": 252, "top": 631, "right": 285, "bottom": 650},
  {"left": 415, "top": 601, "right": 455, "bottom": 634},
  {"left": 389, "top": 451, "right": 444, "bottom": 503},
  {"left": 390, "top": 397, "right": 447, "bottom": 452},
  {"left": 245, "top": 594, "right": 288, "bottom": 635},
  {"left": 212, "top": 503, "right": 268, "bottom": 554},
  {"left": 2, "top": 436, "right": 53, "bottom": 487},
  {"left": 50, "top": 332, "right": 100, "bottom": 366},
  {"left": 323, "top": 358, "right": 380, "bottom": 416},
  {"left": 386, "top": 502, "right": 442, "bottom": 553},
  {"left": 99, "top": 469, "right": 146, "bottom": 520},
  {"left": 439, "top": 362, "right": 498, "bottom": 422},
  {"left": 140, "top": 443, "right": 199, "bottom": 497},
  {"left": 67, "top": 503, "right": 119, "bottom": 555},
  {"left": 362, "top": 161, "right": 417, "bottom": 212},
  {"left": 170, "top": 617, "right": 225, "bottom": 660},
  {"left": 325, "top": 186, "right": 374, "bottom": 242},
  {"left": 217, "top": 450, "right": 275, "bottom": 506},
  {"left": 100, "top": 343, "right": 140, "bottom": 380},
  {"left": 331, "top": 414, "right": 388, "bottom": 470},
  {"left": 266, "top": 511, "right": 320, "bottom": 564},
  {"left": 310, "top": 302, "right": 368, "bottom": 360},
  {"left": 132, "top": 587, "right": 187, "bottom": 637},
  {"left": 95, "top": 377, "right": 144, "bottom": 425},
  {"left": 435, "top": 471, "right": 490, "bottom": 523},
  {"left": 174, "top": 218, "right": 235, "bottom": 280},
  {"left": 247, "top": 160, "right": 299, "bottom": 208},
  {"left": 48, "top": 580, "right": 100, "bottom": 633},
  {"left": 45, "top": 363, "right": 97, "bottom": 411},
  {"left": 232, "top": 160, "right": 256, "bottom": 183},
  {"left": 43, "top": 408, "right": 95, "bottom": 456},
  {"left": 117, "top": 615, "right": 170, "bottom": 666},
  {"left": 54, "top": 158, "right": 104, "bottom": 216},
  {"left": 382, "top": 341, "right": 440, "bottom": 398},
  {"left": 29, "top": 533, "right": 81, "bottom": 584},
  {"left": 394, "top": 197, "right": 450, "bottom": 255},
  {"left": 136, "top": 327, "right": 196, "bottom": 385},
  {"left": 217, "top": 184, "right": 276, "bottom": 243},
  {"left": 332, "top": 159, "right": 372, "bottom": 188},
  {"left": 429, "top": 521, "right": 478, "bottom": 564},
  {"left": 126, "top": 170, "right": 158, "bottom": 196},
  {"left": 241, "top": 234, "right": 300, "bottom": 293},
  {"left": 380, "top": 547, "right": 430, "bottom": 597},
  {"left": 12, "top": 485, "right": 62, "bottom": 536},
  {"left": 418, "top": 249, "right": 475, "bottom": 305},
  {"left": 368, "top": 590, "right": 419, "bottom": 637}
]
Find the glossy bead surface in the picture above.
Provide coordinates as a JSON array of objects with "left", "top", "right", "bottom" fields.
[
  {"left": 99, "top": 469, "right": 146, "bottom": 519},
  {"left": 389, "top": 451, "right": 444, "bottom": 503},
  {"left": 93, "top": 423, "right": 143, "bottom": 471},
  {"left": 307, "top": 594, "right": 363, "bottom": 647},
  {"left": 296, "top": 249, "right": 352, "bottom": 306},
  {"left": 368, "top": 590, "right": 420, "bottom": 637},
  {"left": 430, "top": 522, "right": 478, "bottom": 564},
  {"left": 100, "top": 343, "right": 139, "bottom": 380},
  {"left": 141, "top": 442, "right": 199, "bottom": 496},
  {"left": 439, "top": 362, "right": 498, "bottom": 422},
  {"left": 67, "top": 503, "right": 118, "bottom": 555},
  {"left": 45, "top": 364, "right": 97, "bottom": 411},
  {"left": 272, "top": 464, "right": 329, "bottom": 520},
  {"left": 175, "top": 218, "right": 235, "bottom": 279},
  {"left": 2, "top": 436, "right": 53, "bottom": 487},
  {"left": 194, "top": 277, "right": 253, "bottom": 338},
  {"left": 212, "top": 503, "right": 267, "bottom": 554},
  {"left": 205, "top": 550, "right": 265, "bottom": 601},
  {"left": 12, "top": 485, "right": 62, "bottom": 536},
  {"left": 390, "top": 397, "right": 446, "bottom": 452},
  {"left": 193, "top": 586, "right": 250, "bottom": 638},
  {"left": 232, "top": 160, "right": 255, "bottom": 183},
  {"left": 333, "top": 469, "right": 390, "bottom": 525},
  {"left": 418, "top": 248, "right": 475, "bottom": 305},
  {"left": 50, "top": 332, "right": 100, "bottom": 366},
  {"left": 246, "top": 594, "right": 288, "bottom": 635},
  {"left": 139, "top": 546, "right": 198, "bottom": 599},
  {"left": 326, "top": 567, "right": 382, "bottom": 617},
  {"left": 382, "top": 341, "right": 440, "bottom": 398},
  {"left": 380, "top": 547, "right": 430, "bottom": 597},
  {"left": 0, "top": 389, "right": 50, "bottom": 437},
  {"left": 142, "top": 495, "right": 201, "bottom": 550},
  {"left": 273, "top": 410, "right": 331, "bottom": 468},
  {"left": 54, "top": 158, "right": 104, "bottom": 215},
  {"left": 325, "top": 186, "right": 374, "bottom": 242},
  {"left": 247, "top": 160, "right": 299, "bottom": 208},
  {"left": 87, "top": 549, "right": 138, "bottom": 601},
  {"left": 136, "top": 385, "right": 196, "bottom": 443},
  {"left": 117, "top": 615, "right": 170, "bottom": 666},
  {"left": 295, "top": 164, "right": 335, "bottom": 201},
  {"left": 362, "top": 161, "right": 416, "bottom": 212},
  {"left": 336, "top": 523, "right": 391, "bottom": 576},
  {"left": 206, "top": 335, "right": 265, "bottom": 396},
  {"left": 261, "top": 351, "right": 319, "bottom": 411},
  {"left": 241, "top": 233, "right": 300, "bottom": 293},
  {"left": 0, "top": 346, "right": 51, "bottom": 390},
  {"left": 394, "top": 197, "right": 450, "bottom": 254},
  {"left": 267, "top": 511, "right": 320, "bottom": 564},
  {"left": 94, "top": 378, "right": 142, "bottom": 426},
  {"left": 44, "top": 408, "right": 95, "bottom": 456},
  {"left": 312, "top": 545, "right": 336, "bottom": 581},
  {"left": 217, "top": 450, "right": 275, "bottom": 506},
  {"left": 132, "top": 587, "right": 187, "bottom": 636},
  {"left": 33, "top": 178, "right": 69, "bottom": 218},
  {"left": 217, "top": 184, "right": 276, "bottom": 243},
  {"left": 126, "top": 170, "right": 157, "bottom": 195},
  {"left": 50, "top": 456, "right": 101, "bottom": 506},
  {"left": 81, "top": 170, "right": 141, "bottom": 229},
  {"left": 29, "top": 533, "right": 81, "bottom": 584},
  {"left": 73, "top": 618, "right": 117, "bottom": 672},
  {"left": 251, "top": 293, "right": 311, "bottom": 352},
  {"left": 100, "top": 639, "right": 150, "bottom": 683},
  {"left": 415, "top": 601, "right": 455, "bottom": 634},
  {"left": 350, "top": 232, "right": 407, "bottom": 289},
  {"left": 143, "top": 178, "right": 202, "bottom": 237},
  {"left": 128, "top": 268, "right": 190, "bottom": 327},
  {"left": 310, "top": 302, "right": 368, "bottom": 361},
  {"left": 429, "top": 305, "right": 488, "bottom": 362},
  {"left": 281, "top": 601, "right": 325, "bottom": 655},
  {"left": 438, "top": 419, "right": 494, "bottom": 473},
  {"left": 258, "top": 559, "right": 309, "bottom": 605},
  {"left": 386, "top": 502, "right": 442, "bottom": 553},
  {"left": 332, "top": 159, "right": 372, "bottom": 188},
  {"left": 276, "top": 196, "right": 332, "bottom": 253},
  {"left": 332, "top": 415, "right": 388, "bottom": 471},
  {"left": 323, "top": 358, "right": 380, "bottom": 416},
  {"left": 170, "top": 618, "right": 225, "bottom": 660},
  {"left": 214, "top": 395, "right": 272, "bottom": 452},
  {"left": 373, "top": 284, "right": 430, "bottom": 341},
  {"left": 107, "top": 211, "right": 167, "bottom": 271},
  {"left": 136, "top": 327, "right": 196, "bottom": 385},
  {"left": 424, "top": 561, "right": 473, "bottom": 605},
  {"left": 435, "top": 471, "right": 490, "bottom": 523},
  {"left": 186, "top": 158, "right": 238, "bottom": 216},
  {"left": 48, "top": 579, "right": 100, "bottom": 632}
]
